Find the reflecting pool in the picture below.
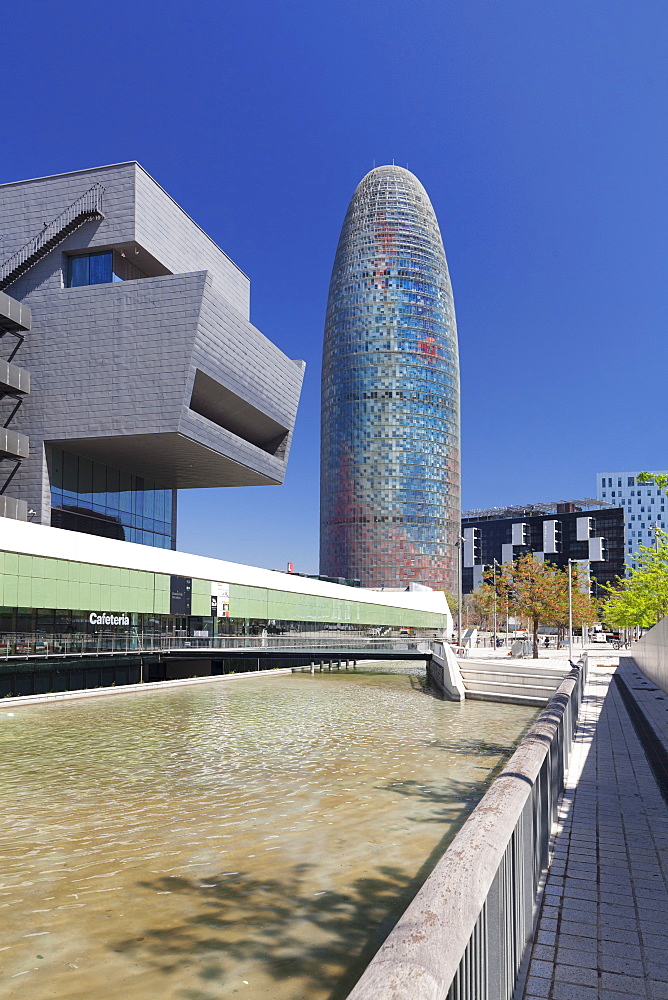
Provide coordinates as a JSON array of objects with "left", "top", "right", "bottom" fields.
[{"left": 0, "top": 668, "right": 537, "bottom": 999}]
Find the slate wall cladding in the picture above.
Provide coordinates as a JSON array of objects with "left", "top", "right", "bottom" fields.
[
  {"left": 133, "top": 165, "right": 251, "bottom": 317},
  {"left": 0, "top": 163, "right": 304, "bottom": 529}
]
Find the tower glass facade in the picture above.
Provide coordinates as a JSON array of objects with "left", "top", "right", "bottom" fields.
[{"left": 320, "top": 166, "right": 460, "bottom": 591}]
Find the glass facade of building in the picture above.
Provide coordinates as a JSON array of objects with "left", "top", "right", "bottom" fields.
[
  {"left": 50, "top": 448, "right": 175, "bottom": 549},
  {"left": 320, "top": 166, "right": 460, "bottom": 591},
  {"left": 461, "top": 507, "right": 626, "bottom": 600}
]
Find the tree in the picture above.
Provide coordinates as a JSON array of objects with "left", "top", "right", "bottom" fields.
[
  {"left": 637, "top": 471, "right": 668, "bottom": 493},
  {"left": 495, "top": 555, "right": 563, "bottom": 658},
  {"left": 468, "top": 583, "right": 497, "bottom": 630},
  {"left": 495, "top": 554, "right": 597, "bottom": 658},
  {"left": 601, "top": 537, "right": 668, "bottom": 628},
  {"left": 444, "top": 588, "right": 497, "bottom": 632}
]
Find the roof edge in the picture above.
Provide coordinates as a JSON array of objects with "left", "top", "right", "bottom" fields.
[{"left": 0, "top": 162, "right": 250, "bottom": 283}]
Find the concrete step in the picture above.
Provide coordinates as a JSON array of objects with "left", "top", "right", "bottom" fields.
[
  {"left": 462, "top": 677, "right": 558, "bottom": 698},
  {"left": 465, "top": 690, "right": 549, "bottom": 707},
  {"left": 460, "top": 658, "right": 567, "bottom": 676},
  {"left": 460, "top": 668, "right": 563, "bottom": 688}
]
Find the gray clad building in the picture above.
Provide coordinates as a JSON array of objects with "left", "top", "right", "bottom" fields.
[{"left": 0, "top": 163, "right": 304, "bottom": 547}]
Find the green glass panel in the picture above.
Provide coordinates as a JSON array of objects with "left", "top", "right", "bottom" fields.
[{"left": 3, "top": 578, "right": 18, "bottom": 604}]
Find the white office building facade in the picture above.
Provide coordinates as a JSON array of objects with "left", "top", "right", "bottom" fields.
[{"left": 596, "top": 471, "right": 668, "bottom": 560}]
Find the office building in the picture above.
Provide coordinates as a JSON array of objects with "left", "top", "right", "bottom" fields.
[
  {"left": 0, "top": 164, "right": 304, "bottom": 547},
  {"left": 596, "top": 471, "right": 668, "bottom": 559},
  {"left": 0, "top": 519, "right": 450, "bottom": 696},
  {"left": 320, "top": 165, "right": 460, "bottom": 591},
  {"left": 461, "top": 499, "right": 625, "bottom": 598}
]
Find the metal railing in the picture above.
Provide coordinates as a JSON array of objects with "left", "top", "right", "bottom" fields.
[
  {"left": 0, "top": 631, "right": 444, "bottom": 661},
  {"left": 0, "top": 183, "right": 105, "bottom": 289},
  {"left": 346, "top": 655, "right": 588, "bottom": 1000}
]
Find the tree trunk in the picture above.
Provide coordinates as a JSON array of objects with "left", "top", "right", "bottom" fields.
[{"left": 533, "top": 617, "right": 539, "bottom": 659}]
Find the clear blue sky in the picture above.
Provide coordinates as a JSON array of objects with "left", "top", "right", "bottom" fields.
[{"left": 3, "top": 1, "right": 667, "bottom": 573}]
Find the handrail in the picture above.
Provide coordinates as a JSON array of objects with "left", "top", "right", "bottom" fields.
[
  {"left": 346, "top": 655, "right": 587, "bottom": 1000},
  {"left": 0, "top": 632, "right": 445, "bottom": 661},
  {"left": 0, "top": 183, "right": 105, "bottom": 287}
]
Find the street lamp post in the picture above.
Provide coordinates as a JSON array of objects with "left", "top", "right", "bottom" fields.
[
  {"left": 492, "top": 558, "right": 499, "bottom": 651},
  {"left": 457, "top": 536, "right": 465, "bottom": 647},
  {"left": 651, "top": 522, "right": 660, "bottom": 552},
  {"left": 567, "top": 558, "right": 574, "bottom": 662}
]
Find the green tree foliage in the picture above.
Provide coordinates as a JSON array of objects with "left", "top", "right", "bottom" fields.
[
  {"left": 467, "top": 583, "right": 497, "bottom": 630},
  {"left": 637, "top": 471, "right": 668, "bottom": 493},
  {"left": 495, "top": 554, "right": 597, "bottom": 658},
  {"left": 601, "top": 537, "right": 668, "bottom": 628}
]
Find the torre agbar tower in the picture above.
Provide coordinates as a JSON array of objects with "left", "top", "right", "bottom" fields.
[{"left": 320, "top": 165, "right": 461, "bottom": 591}]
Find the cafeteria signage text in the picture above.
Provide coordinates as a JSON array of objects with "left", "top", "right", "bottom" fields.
[{"left": 89, "top": 612, "right": 131, "bottom": 626}]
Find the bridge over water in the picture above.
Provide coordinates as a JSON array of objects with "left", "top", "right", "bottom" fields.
[{"left": 0, "top": 633, "right": 466, "bottom": 701}]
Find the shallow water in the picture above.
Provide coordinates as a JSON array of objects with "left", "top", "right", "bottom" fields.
[{"left": 0, "top": 668, "right": 537, "bottom": 999}]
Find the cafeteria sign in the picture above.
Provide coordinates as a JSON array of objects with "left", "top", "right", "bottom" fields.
[{"left": 89, "top": 612, "right": 130, "bottom": 626}]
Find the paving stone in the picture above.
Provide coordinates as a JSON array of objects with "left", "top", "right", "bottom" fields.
[
  {"left": 525, "top": 975, "right": 551, "bottom": 997},
  {"left": 554, "top": 964, "right": 599, "bottom": 988},
  {"left": 599, "top": 936, "right": 641, "bottom": 955},
  {"left": 557, "top": 932, "right": 597, "bottom": 953},
  {"left": 536, "top": 929, "right": 557, "bottom": 945},
  {"left": 551, "top": 980, "right": 598, "bottom": 1000},
  {"left": 599, "top": 993, "right": 647, "bottom": 1000},
  {"left": 558, "top": 917, "right": 598, "bottom": 938},
  {"left": 643, "top": 948, "right": 668, "bottom": 971},
  {"left": 532, "top": 944, "right": 556, "bottom": 962},
  {"left": 599, "top": 914, "right": 639, "bottom": 931},
  {"left": 556, "top": 944, "right": 596, "bottom": 967},
  {"left": 601, "top": 970, "right": 651, "bottom": 993},
  {"left": 600, "top": 901, "right": 637, "bottom": 918},
  {"left": 600, "top": 929, "right": 642, "bottom": 949},
  {"left": 529, "top": 958, "right": 554, "bottom": 980},
  {"left": 597, "top": 952, "right": 645, "bottom": 977}
]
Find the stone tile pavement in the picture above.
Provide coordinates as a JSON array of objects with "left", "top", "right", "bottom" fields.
[{"left": 522, "top": 657, "right": 668, "bottom": 1000}]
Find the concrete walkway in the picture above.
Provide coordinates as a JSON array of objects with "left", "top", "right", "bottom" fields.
[{"left": 522, "top": 657, "right": 668, "bottom": 1000}]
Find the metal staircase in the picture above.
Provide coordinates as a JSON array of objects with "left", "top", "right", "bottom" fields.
[
  {"left": 0, "top": 183, "right": 105, "bottom": 290},
  {"left": 0, "top": 292, "right": 31, "bottom": 518}
]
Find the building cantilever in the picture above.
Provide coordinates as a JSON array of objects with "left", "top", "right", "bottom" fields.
[{"left": 0, "top": 164, "right": 304, "bottom": 546}]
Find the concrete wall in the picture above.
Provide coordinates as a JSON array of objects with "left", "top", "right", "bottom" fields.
[
  {"left": 166, "top": 659, "right": 213, "bottom": 679},
  {"left": 425, "top": 641, "right": 465, "bottom": 701},
  {"left": 631, "top": 616, "right": 668, "bottom": 694}
]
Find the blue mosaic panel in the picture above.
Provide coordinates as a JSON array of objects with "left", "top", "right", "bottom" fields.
[{"left": 320, "top": 166, "right": 460, "bottom": 591}]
